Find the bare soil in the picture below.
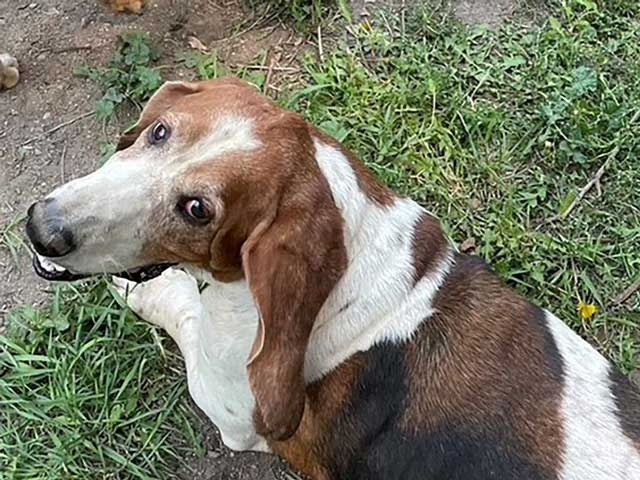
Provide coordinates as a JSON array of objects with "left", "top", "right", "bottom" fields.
[{"left": 0, "top": 0, "right": 521, "bottom": 478}]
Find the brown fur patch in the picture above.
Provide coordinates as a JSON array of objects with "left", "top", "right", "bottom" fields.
[
  {"left": 401, "top": 255, "right": 565, "bottom": 473},
  {"left": 269, "top": 353, "right": 368, "bottom": 480},
  {"left": 242, "top": 123, "right": 348, "bottom": 440},
  {"left": 410, "top": 211, "right": 448, "bottom": 285}
]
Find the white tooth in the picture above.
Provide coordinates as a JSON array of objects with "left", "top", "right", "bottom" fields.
[{"left": 37, "top": 254, "right": 67, "bottom": 273}]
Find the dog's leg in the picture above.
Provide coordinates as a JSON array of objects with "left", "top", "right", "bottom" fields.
[
  {"left": 112, "top": 267, "right": 203, "bottom": 349},
  {"left": 113, "top": 268, "right": 268, "bottom": 453}
]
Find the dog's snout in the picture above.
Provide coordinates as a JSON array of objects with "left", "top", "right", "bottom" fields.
[{"left": 26, "top": 200, "right": 76, "bottom": 258}]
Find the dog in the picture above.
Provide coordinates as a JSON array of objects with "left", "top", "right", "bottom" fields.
[{"left": 25, "top": 78, "right": 640, "bottom": 479}]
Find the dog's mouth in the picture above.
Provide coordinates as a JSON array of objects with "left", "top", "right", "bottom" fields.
[{"left": 32, "top": 253, "right": 174, "bottom": 283}]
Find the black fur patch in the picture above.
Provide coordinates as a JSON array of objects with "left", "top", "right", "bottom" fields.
[
  {"left": 323, "top": 337, "right": 560, "bottom": 479},
  {"left": 609, "top": 368, "right": 640, "bottom": 446}
]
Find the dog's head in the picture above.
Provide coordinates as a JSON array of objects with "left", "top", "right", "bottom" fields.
[{"left": 26, "top": 78, "right": 347, "bottom": 440}]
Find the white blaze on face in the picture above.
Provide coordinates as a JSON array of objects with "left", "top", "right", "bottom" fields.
[{"left": 43, "top": 114, "right": 261, "bottom": 274}]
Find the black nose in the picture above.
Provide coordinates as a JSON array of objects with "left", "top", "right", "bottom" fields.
[{"left": 25, "top": 200, "right": 76, "bottom": 257}]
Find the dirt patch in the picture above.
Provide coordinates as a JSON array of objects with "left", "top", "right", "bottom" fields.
[
  {"left": 179, "top": 409, "right": 291, "bottom": 480},
  {"left": 453, "top": 0, "right": 518, "bottom": 27}
]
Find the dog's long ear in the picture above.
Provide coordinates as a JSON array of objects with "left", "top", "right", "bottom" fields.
[{"left": 242, "top": 158, "right": 346, "bottom": 441}]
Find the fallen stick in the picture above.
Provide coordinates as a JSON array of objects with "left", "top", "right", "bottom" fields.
[
  {"left": 21, "top": 111, "right": 94, "bottom": 147},
  {"left": 541, "top": 147, "right": 617, "bottom": 226},
  {"left": 613, "top": 279, "right": 640, "bottom": 306}
]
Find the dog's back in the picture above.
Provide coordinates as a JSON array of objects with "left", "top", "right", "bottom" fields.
[{"left": 276, "top": 255, "right": 640, "bottom": 480}]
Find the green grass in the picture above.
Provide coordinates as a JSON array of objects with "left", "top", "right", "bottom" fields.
[
  {"left": 1, "top": 214, "right": 29, "bottom": 267},
  {"left": 0, "top": 282, "right": 203, "bottom": 479},
  {"left": 2, "top": 0, "right": 639, "bottom": 478}
]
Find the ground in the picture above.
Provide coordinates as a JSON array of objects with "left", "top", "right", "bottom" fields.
[{"left": 1, "top": 0, "right": 639, "bottom": 479}]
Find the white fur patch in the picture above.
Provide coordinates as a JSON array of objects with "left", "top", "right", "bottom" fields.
[
  {"left": 188, "top": 276, "right": 267, "bottom": 452},
  {"left": 116, "top": 267, "right": 267, "bottom": 453},
  {"left": 307, "top": 139, "right": 453, "bottom": 382},
  {"left": 177, "top": 114, "right": 262, "bottom": 170},
  {"left": 546, "top": 311, "right": 640, "bottom": 479}
]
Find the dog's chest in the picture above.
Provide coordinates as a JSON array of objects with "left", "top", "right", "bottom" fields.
[{"left": 186, "top": 279, "right": 266, "bottom": 451}]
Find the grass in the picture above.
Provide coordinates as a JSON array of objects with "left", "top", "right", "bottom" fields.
[
  {"left": 1, "top": 0, "right": 639, "bottom": 478},
  {"left": 0, "top": 214, "right": 28, "bottom": 267},
  {"left": 0, "top": 282, "right": 204, "bottom": 479}
]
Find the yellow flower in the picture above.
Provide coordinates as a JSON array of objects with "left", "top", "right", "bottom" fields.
[{"left": 577, "top": 301, "right": 598, "bottom": 321}]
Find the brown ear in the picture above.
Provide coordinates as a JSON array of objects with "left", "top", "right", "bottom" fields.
[
  {"left": 242, "top": 183, "right": 346, "bottom": 441},
  {"left": 115, "top": 81, "right": 204, "bottom": 151}
]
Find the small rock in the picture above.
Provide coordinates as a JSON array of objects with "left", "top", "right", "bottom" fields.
[
  {"left": 29, "top": 2, "right": 37, "bottom": 8},
  {"left": 43, "top": 112, "right": 51, "bottom": 121},
  {"left": 37, "top": 53, "right": 46, "bottom": 61},
  {"left": 0, "top": 53, "right": 20, "bottom": 90}
]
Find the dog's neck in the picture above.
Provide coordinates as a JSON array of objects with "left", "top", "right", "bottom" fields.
[
  {"left": 193, "top": 137, "right": 452, "bottom": 383},
  {"left": 302, "top": 138, "right": 454, "bottom": 382}
]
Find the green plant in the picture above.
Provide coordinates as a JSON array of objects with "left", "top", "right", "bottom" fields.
[
  {"left": 75, "top": 32, "right": 162, "bottom": 122},
  {"left": 0, "top": 214, "right": 28, "bottom": 266}
]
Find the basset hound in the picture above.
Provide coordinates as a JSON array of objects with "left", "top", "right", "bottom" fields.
[{"left": 25, "top": 78, "right": 640, "bottom": 480}]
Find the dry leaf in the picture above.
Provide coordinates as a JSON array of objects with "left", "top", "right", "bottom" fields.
[
  {"left": 188, "top": 36, "right": 209, "bottom": 53},
  {"left": 110, "top": 0, "right": 144, "bottom": 14},
  {"left": 460, "top": 237, "right": 476, "bottom": 254}
]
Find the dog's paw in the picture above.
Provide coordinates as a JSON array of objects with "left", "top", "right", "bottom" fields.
[{"left": 113, "top": 267, "right": 202, "bottom": 337}]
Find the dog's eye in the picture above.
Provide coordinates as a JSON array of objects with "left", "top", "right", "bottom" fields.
[
  {"left": 182, "top": 198, "right": 210, "bottom": 223},
  {"left": 149, "top": 121, "right": 170, "bottom": 145}
]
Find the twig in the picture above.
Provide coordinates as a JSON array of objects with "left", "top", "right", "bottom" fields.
[
  {"left": 401, "top": 0, "right": 406, "bottom": 39},
  {"left": 613, "top": 279, "right": 640, "bottom": 306},
  {"left": 541, "top": 148, "right": 617, "bottom": 225},
  {"left": 60, "top": 143, "right": 67, "bottom": 183},
  {"left": 39, "top": 45, "right": 93, "bottom": 55},
  {"left": 561, "top": 155, "right": 613, "bottom": 219},
  {"left": 317, "top": 23, "right": 324, "bottom": 62},
  {"left": 21, "top": 111, "right": 94, "bottom": 147},
  {"left": 264, "top": 56, "right": 275, "bottom": 95},
  {"left": 230, "top": 63, "right": 298, "bottom": 72}
]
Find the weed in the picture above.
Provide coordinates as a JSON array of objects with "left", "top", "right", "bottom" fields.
[
  {"left": 0, "top": 214, "right": 29, "bottom": 267},
  {"left": 178, "top": 51, "right": 267, "bottom": 89},
  {"left": 262, "top": 0, "right": 351, "bottom": 29},
  {"left": 75, "top": 32, "right": 162, "bottom": 123}
]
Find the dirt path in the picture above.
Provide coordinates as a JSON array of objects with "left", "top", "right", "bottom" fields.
[{"left": 0, "top": 0, "right": 521, "bottom": 478}]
